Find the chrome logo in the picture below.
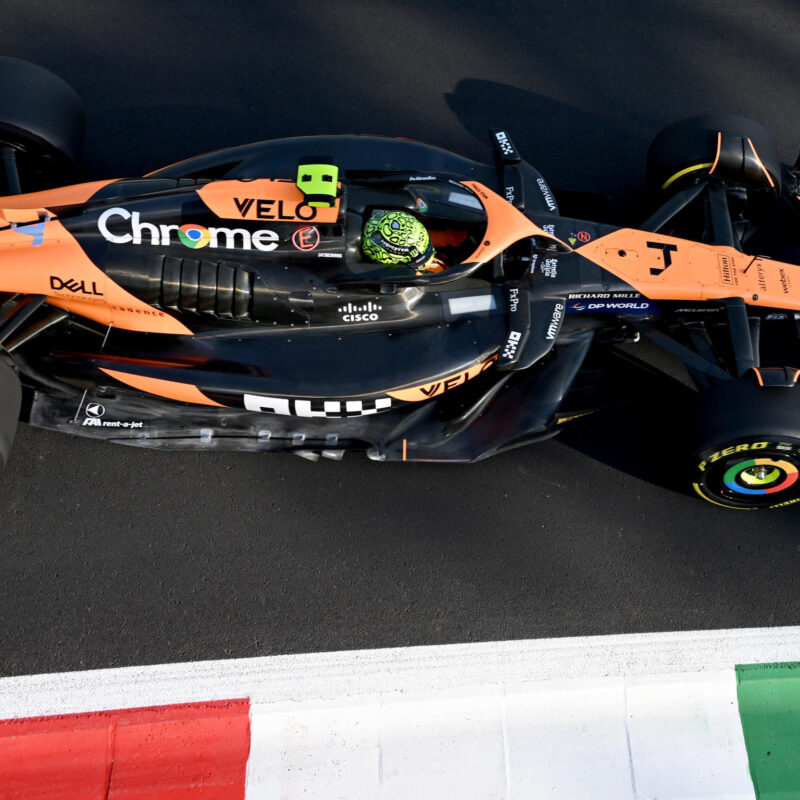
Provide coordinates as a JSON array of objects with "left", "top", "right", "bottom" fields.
[
  {"left": 97, "top": 208, "right": 281, "bottom": 252},
  {"left": 724, "top": 457, "right": 799, "bottom": 495},
  {"left": 178, "top": 224, "right": 211, "bottom": 249}
]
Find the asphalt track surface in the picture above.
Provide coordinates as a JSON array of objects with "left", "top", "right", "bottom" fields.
[{"left": 1, "top": 1, "right": 800, "bottom": 677}]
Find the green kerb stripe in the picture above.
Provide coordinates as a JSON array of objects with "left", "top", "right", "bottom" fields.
[{"left": 737, "top": 662, "right": 800, "bottom": 798}]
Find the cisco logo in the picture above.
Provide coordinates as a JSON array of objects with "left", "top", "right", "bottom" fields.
[{"left": 338, "top": 301, "right": 383, "bottom": 323}]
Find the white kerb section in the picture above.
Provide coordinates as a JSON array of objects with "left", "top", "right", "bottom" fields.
[{"left": 3, "top": 627, "right": 797, "bottom": 798}]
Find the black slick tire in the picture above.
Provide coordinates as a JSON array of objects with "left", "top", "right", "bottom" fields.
[
  {"left": 0, "top": 57, "right": 85, "bottom": 180},
  {"left": 691, "top": 378, "right": 800, "bottom": 510},
  {"left": 647, "top": 114, "right": 781, "bottom": 196}
]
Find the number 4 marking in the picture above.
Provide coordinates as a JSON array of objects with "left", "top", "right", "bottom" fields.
[{"left": 647, "top": 242, "right": 678, "bottom": 275}]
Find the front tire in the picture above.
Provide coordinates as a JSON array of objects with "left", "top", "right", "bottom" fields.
[
  {"left": 647, "top": 113, "right": 781, "bottom": 196},
  {"left": 691, "top": 378, "right": 800, "bottom": 509}
]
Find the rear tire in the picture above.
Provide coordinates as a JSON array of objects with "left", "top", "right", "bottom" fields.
[
  {"left": 0, "top": 354, "right": 21, "bottom": 465},
  {"left": 0, "top": 57, "right": 85, "bottom": 186},
  {"left": 690, "top": 378, "right": 800, "bottom": 509},
  {"left": 647, "top": 114, "right": 780, "bottom": 196}
]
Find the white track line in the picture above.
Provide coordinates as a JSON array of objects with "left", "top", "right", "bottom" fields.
[{"left": 1, "top": 625, "right": 799, "bottom": 717}]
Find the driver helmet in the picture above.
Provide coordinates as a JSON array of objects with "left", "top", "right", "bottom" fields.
[{"left": 361, "top": 210, "right": 434, "bottom": 270}]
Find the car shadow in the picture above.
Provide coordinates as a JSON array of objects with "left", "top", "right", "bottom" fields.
[
  {"left": 556, "top": 346, "right": 698, "bottom": 495},
  {"left": 444, "top": 78, "right": 655, "bottom": 224}
]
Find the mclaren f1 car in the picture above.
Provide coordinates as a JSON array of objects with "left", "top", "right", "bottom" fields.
[{"left": 0, "top": 58, "right": 799, "bottom": 509}]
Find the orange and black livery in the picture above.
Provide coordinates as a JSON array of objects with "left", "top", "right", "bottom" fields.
[{"left": 0, "top": 60, "right": 799, "bottom": 509}]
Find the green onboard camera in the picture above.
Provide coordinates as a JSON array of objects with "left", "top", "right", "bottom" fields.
[{"left": 296, "top": 161, "right": 338, "bottom": 207}]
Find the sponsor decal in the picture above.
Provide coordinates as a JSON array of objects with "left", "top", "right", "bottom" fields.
[
  {"left": 338, "top": 301, "right": 382, "bottom": 323},
  {"left": 81, "top": 400, "right": 144, "bottom": 427},
  {"left": 409, "top": 175, "right": 436, "bottom": 182},
  {"left": 537, "top": 178, "right": 557, "bottom": 212},
  {"left": 469, "top": 183, "right": 490, "bottom": 202},
  {"left": 567, "top": 300, "right": 654, "bottom": 314},
  {"left": 503, "top": 330, "right": 522, "bottom": 359},
  {"left": 717, "top": 253, "right": 737, "bottom": 286},
  {"left": 177, "top": 224, "right": 210, "bottom": 249},
  {"left": 232, "top": 196, "right": 317, "bottom": 221},
  {"left": 494, "top": 130, "right": 514, "bottom": 156},
  {"left": 50, "top": 276, "right": 103, "bottom": 296},
  {"left": 541, "top": 257, "right": 558, "bottom": 278},
  {"left": 197, "top": 180, "right": 339, "bottom": 223},
  {"left": 568, "top": 292, "right": 642, "bottom": 299},
  {"left": 508, "top": 287, "right": 519, "bottom": 312},
  {"left": 755, "top": 263, "right": 768, "bottom": 293},
  {"left": 577, "top": 230, "right": 591, "bottom": 243},
  {"left": 317, "top": 252, "right": 343, "bottom": 258},
  {"left": 97, "top": 207, "right": 279, "bottom": 252},
  {"left": 765, "top": 313, "right": 788, "bottom": 320},
  {"left": 82, "top": 417, "right": 145, "bottom": 428},
  {"left": 647, "top": 241, "right": 678, "bottom": 275},
  {"left": 415, "top": 197, "right": 428, "bottom": 212},
  {"left": 542, "top": 223, "right": 556, "bottom": 236},
  {"left": 545, "top": 303, "right": 564, "bottom": 340},
  {"left": 504, "top": 185, "right": 515, "bottom": 204},
  {"left": 387, "top": 355, "right": 498, "bottom": 402},
  {"left": 779, "top": 268, "right": 791, "bottom": 294},
  {"left": 109, "top": 304, "right": 168, "bottom": 318},
  {"left": 243, "top": 394, "right": 392, "bottom": 417},
  {"left": 291, "top": 225, "right": 320, "bottom": 251}
]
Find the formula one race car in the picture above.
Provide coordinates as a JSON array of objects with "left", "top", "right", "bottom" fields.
[{"left": 1, "top": 58, "right": 799, "bottom": 509}]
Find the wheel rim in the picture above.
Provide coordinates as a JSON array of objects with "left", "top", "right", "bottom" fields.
[{"left": 723, "top": 458, "right": 799, "bottom": 495}]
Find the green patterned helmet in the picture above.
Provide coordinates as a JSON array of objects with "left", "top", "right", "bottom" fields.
[{"left": 361, "top": 210, "right": 434, "bottom": 268}]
